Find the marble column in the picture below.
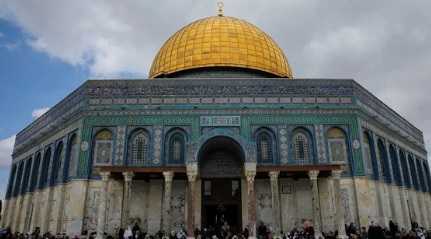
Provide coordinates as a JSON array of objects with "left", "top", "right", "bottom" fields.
[
  {"left": 186, "top": 171, "right": 197, "bottom": 238},
  {"left": 122, "top": 172, "right": 134, "bottom": 228},
  {"left": 246, "top": 170, "right": 257, "bottom": 239},
  {"left": 269, "top": 171, "right": 281, "bottom": 236},
  {"left": 163, "top": 171, "right": 174, "bottom": 232},
  {"left": 96, "top": 172, "right": 110, "bottom": 239},
  {"left": 308, "top": 170, "right": 322, "bottom": 237},
  {"left": 332, "top": 170, "right": 348, "bottom": 239}
]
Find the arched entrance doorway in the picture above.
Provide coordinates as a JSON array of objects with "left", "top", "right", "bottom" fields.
[{"left": 198, "top": 136, "right": 244, "bottom": 233}]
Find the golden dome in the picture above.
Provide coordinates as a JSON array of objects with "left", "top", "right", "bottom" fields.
[{"left": 149, "top": 15, "right": 293, "bottom": 78}]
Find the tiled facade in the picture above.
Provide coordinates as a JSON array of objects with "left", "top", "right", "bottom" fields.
[{"left": 1, "top": 78, "right": 430, "bottom": 238}]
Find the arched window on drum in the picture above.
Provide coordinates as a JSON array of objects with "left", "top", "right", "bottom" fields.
[
  {"left": 93, "top": 129, "right": 113, "bottom": 165},
  {"left": 292, "top": 129, "right": 312, "bottom": 163},
  {"left": 256, "top": 129, "right": 275, "bottom": 163},
  {"left": 128, "top": 129, "right": 150, "bottom": 166},
  {"left": 168, "top": 132, "right": 185, "bottom": 164},
  {"left": 327, "top": 128, "right": 348, "bottom": 163}
]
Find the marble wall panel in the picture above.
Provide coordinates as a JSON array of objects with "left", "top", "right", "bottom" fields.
[
  {"left": 83, "top": 181, "right": 102, "bottom": 233},
  {"left": 171, "top": 180, "right": 186, "bottom": 230},
  {"left": 64, "top": 181, "right": 88, "bottom": 236},
  {"left": 130, "top": 180, "right": 149, "bottom": 230},
  {"left": 280, "top": 178, "right": 296, "bottom": 231},
  {"left": 147, "top": 180, "right": 163, "bottom": 234},
  {"left": 294, "top": 179, "right": 313, "bottom": 225},
  {"left": 340, "top": 179, "right": 357, "bottom": 225},
  {"left": 256, "top": 179, "right": 272, "bottom": 226},
  {"left": 107, "top": 180, "right": 123, "bottom": 235},
  {"left": 318, "top": 178, "right": 336, "bottom": 233}
]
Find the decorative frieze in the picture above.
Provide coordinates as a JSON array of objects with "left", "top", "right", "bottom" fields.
[
  {"left": 115, "top": 126, "right": 126, "bottom": 165},
  {"left": 315, "top": 124, "right": 327, "bottom": 163},
  {"left": 89, "top": 96, "right": 353, "bottom": 106}
]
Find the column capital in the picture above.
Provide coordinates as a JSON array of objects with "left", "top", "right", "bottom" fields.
[
  {"left": 122, "top": 171, "right": 134, "bottom": 182},
  {"left": 245, "top": 170, "right": 256, "bottom": 183},
  {"left": 331, "top": 170, "right": 343, "bottom": 179},
  {"left": 187, "top": 172, "right": 198, "bottom": 182},
  {"left": 163, "top": 171, "right": 174, "bottom": 182},
  {"left": 269, "top": 171, "right": 280, "bottom": 181},
  {"left": 100, "top": 171, "right": 110, "bottom": 181},
  {"left": 308, "top": 170, "right": 320, "bottom": 180}
]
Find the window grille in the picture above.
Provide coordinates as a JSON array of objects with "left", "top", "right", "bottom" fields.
[
  {"left": 169, "top": 133, "right": 184, "bottom": 163},
  {"left": 130, "top": 132, "right": 149, "bottom": 165},
  {"left": 294, "top": 133, "right": 309, "bottom": 161},
  {"left": 257, "top": 132, "right": 272, "bottom": 162}
]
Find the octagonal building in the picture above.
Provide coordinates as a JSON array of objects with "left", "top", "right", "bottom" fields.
[{"left": 2, "top": 13, "right": 431, "bottom": 238}]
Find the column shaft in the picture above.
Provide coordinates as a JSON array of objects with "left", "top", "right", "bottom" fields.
[
  {"left": 332, "top": 170, "right": 348, "bottom": 239},
  {"left": 308, "top": 170, "right": 322, "bottom": 236},
  {"left": 187, "top": 172, "right": 197, "bottom": 237},
  {"left": 269, "top": 171, "right": 281, "bottom": 235},
  {"left": 96, "top": 172, "right": 110, "bottom": 239},
  {"left": 246, "top": 170, "right": 257, "bottom": 238},
  {"left": 163, "top": 171, "right": 174, "bottom": 232},
  {"left": 122, "top": 172, "right": 134, "bottom": 228}
]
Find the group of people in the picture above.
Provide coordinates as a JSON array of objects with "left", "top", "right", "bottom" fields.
[{"left": 1, "top": 221, "right": 431, "bottom": 239}]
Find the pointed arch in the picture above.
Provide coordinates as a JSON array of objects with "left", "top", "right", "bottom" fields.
[
  {"left": 165, "top": 128, "right": 187, "bottom": 165},
  {"left": 51, "top": 141, "right": 64, "bottom": 185},
  {"left": 389, "top": 144, "right": 402, "bottom": 186},
  {"left": 399, "top": 150, "right": 411, "bottom": 188},
  {"left": 363, "top": 131, "right": 380, "bottom": 179},
  {"left": 29, "top": 152, "right": 41, "bottom": 192},
  {"left": 292, "top": 127, "right": 313, "bottom": 163},
  {"left": 255, "top": 127, "right": 276, "bottom": 164},
  {"left": 65, "top": 134, "right": 79, "bottom": 179},
  {"left": 21, "top": 158, "right": 32, "bottom": 194},
  {"left": 416, "top": 158, "right": 427, "bottom": 192},
  {"left": 408, "top": 154, "right": 419, "bottom": 190},
  {"left": 377, "top": 139, "right": 391, "bottom": 183},
  {"left": 6, "top": 164, "right": 17, "bottom": 198},
  {"left": 327, "top": 127, "right": 348, "bottom": 163},
  {"left": 39, "top": 148, "right": 51, "bottom": 189},
  {"left": 13, "top": 161, "right": 24, "bottom": 196},
  {"left": 93, "top": 129, "right": 113, "bottom": 165},
  {"left": 128, "top": 128, "right": 150, "bottom": 166},
  {"left": 423, "top": 161, "right": 431, "bottom": 193}
]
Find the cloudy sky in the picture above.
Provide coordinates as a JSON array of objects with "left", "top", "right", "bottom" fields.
[{"left": 0, "top": 0, "right": 430, "bottom": 198}]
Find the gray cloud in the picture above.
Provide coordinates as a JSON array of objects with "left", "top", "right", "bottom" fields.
[{"left": 0, "top": 0, "right": 430, "bottom": 160}]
